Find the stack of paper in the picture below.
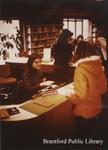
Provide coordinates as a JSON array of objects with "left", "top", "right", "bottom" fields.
[
  {"left": 33, "top": 96, "right": 55, "bottom": 108},
  {"left": 57, "top": 83, "right": 75, "bottom": 96}
]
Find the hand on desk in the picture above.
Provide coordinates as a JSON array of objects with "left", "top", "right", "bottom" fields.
[
  {"left": 0, "top": 109, "right": 10, "bottom": 119},
  {"left": 40, "top": 80, "right": 55, "bottom": 87}
]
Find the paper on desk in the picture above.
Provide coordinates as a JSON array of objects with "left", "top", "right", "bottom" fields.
[
  {"left": 20, "top": 95, "right": 68, "bottom": 115},
  {"left": 33, "top": 96, "right": 55, "bottom": 108},
  {"left": 57, "top": 83, "right": 75, "bottom": 96}
]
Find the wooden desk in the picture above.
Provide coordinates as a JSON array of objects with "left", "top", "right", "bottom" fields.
[
  {"left": 1, "top": 84, "right": 75, "bottom": 150},
  {"left": 1, "top": 100, "right": 74, "bottom": 149}
]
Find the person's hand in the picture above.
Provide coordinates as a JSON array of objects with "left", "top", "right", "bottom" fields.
[
  {"left": 43, "top": 78, "right": 47, "bottom": 82},
  {"left": 40, "top": 82, "right": 47, "bottom": 87},
  {"left": 65, "top": 92, "right": 72, "bottom": 98},
  {"left": 0, "top": 109, "right": 10, "bottom": 119},
  {"left": 40, "top": 81, "right": 55, "bottom": 87}
]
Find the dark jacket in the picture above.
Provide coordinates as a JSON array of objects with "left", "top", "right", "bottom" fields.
[{"left": 51, "top": 42, "right": 73, "bottom": 67}]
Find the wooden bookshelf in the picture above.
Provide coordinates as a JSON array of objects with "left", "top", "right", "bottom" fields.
[{"left": 25, "top": 24, "right": 63, "bottom": 54}]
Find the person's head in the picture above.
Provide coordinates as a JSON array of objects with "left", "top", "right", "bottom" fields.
[
  {"left": 76, "top": 35, "right": 84, "bottom": 44},
  {"left": 27, "top": 53, "right": 42, "bottom": 70},
  {"left": 72, "top": 41, "right": 96, "bottom": 63},
  {"left": 58, "top": 29, "right": 73, "bottom": 43},
  {"left": 96, "top": 37, "right": 107, "bottom": 48}
]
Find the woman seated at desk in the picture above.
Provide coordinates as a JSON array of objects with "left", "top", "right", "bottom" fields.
[{"left": 23, "top": 53, "right": 51, "bottom": 99}]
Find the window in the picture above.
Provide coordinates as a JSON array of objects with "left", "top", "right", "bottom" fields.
[
  {"left": 0, "top": 20, "right": 20, "bottom": 51},
  {"left": 0, "top": 20, "right": 21, "bottom": 60},
  {"left": 63, "top": 18, "right": 92, "bottom": 41}
]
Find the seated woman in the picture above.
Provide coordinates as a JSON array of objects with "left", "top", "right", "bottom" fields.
[
  {"left": 23, "top": 53, "right": 50, "bottom": 99},
  {"left": 68, "top": 41, "right": 107, "bottom": 135}
]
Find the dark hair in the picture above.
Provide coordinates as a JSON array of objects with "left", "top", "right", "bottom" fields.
[
  {"left": 58, "top": 29, "right": 73, "bottom": 43},
  {"left": 27, "top": 53, "right": 41, "bottom": 69},
  {"left": 72, "top": 41, "right": 96, "bottom": 63},
  {"left": 77, "top": 35, "right": 84, "bottom": 40}
]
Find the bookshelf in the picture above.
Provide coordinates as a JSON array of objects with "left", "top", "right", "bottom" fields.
[{"left": 25, "top": 24, "right": 63, "bottom": 55}]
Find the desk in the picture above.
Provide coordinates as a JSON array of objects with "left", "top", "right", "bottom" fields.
[
  {"left": 6, "top": 58, "right": 54, "bottom": 65},
  {"left": 1, "top": 84, "right": 107, "bottom": 149},
  {"left": 1, "top": 83, "right": 75, "bottom": 149},
  {"left": 2, "top": 83, "right": 74, "bottom": 121},
  {"left": 1, "top": 83, "right": 74, "bottom": 135},
  {"left": 5, "top": 57, "right": 28, "bottom": 64},
  {"left": 1, "top": 102, "right": 37, "bottom": 121},
  {"left": 0, "top": 60, "right": 5, "bottom": 65},
  {"left": 1, "top": 101, "right": 74, "bottom": 150}
]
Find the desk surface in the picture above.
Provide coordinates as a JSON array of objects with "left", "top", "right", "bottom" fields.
[
  {"left": 2, "top": 102, "right": 37, "bottom": 121},
  {"left": 5, "top": 57, "right": 28, "bottom": 63},
  {"left": 20, "top": 94, "right": 68, "bottom": 116},
  {"left": 1, "top": 84, "right": 75, "bottom": 148},
  {"left": 5, "top": 57, "right": 54, "bottom": 65},
  {"left": 2, "top": 83, "right": 73, "bottom": 121}
]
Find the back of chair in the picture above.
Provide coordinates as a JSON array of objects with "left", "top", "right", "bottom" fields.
[
  {"left": 0, "top": 64, "right": 12, "bottom": 77},
  {"left": 16, "top": 80, "right": 25, "bottom": 99}
]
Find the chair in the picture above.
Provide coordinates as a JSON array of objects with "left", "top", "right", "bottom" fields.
[
  {"left": 16, "top": 80, "right": 25, "bottom": 99},
  {"left": 0, "top": 64, "right": 17, "bottom": 100},
  {"left": 16, "top": 80, "right": 30, "bottom": 103}
]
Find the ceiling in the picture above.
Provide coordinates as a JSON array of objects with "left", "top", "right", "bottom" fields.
[{"left": 1, "top": 0, "right": 107, "bottom": 19}]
